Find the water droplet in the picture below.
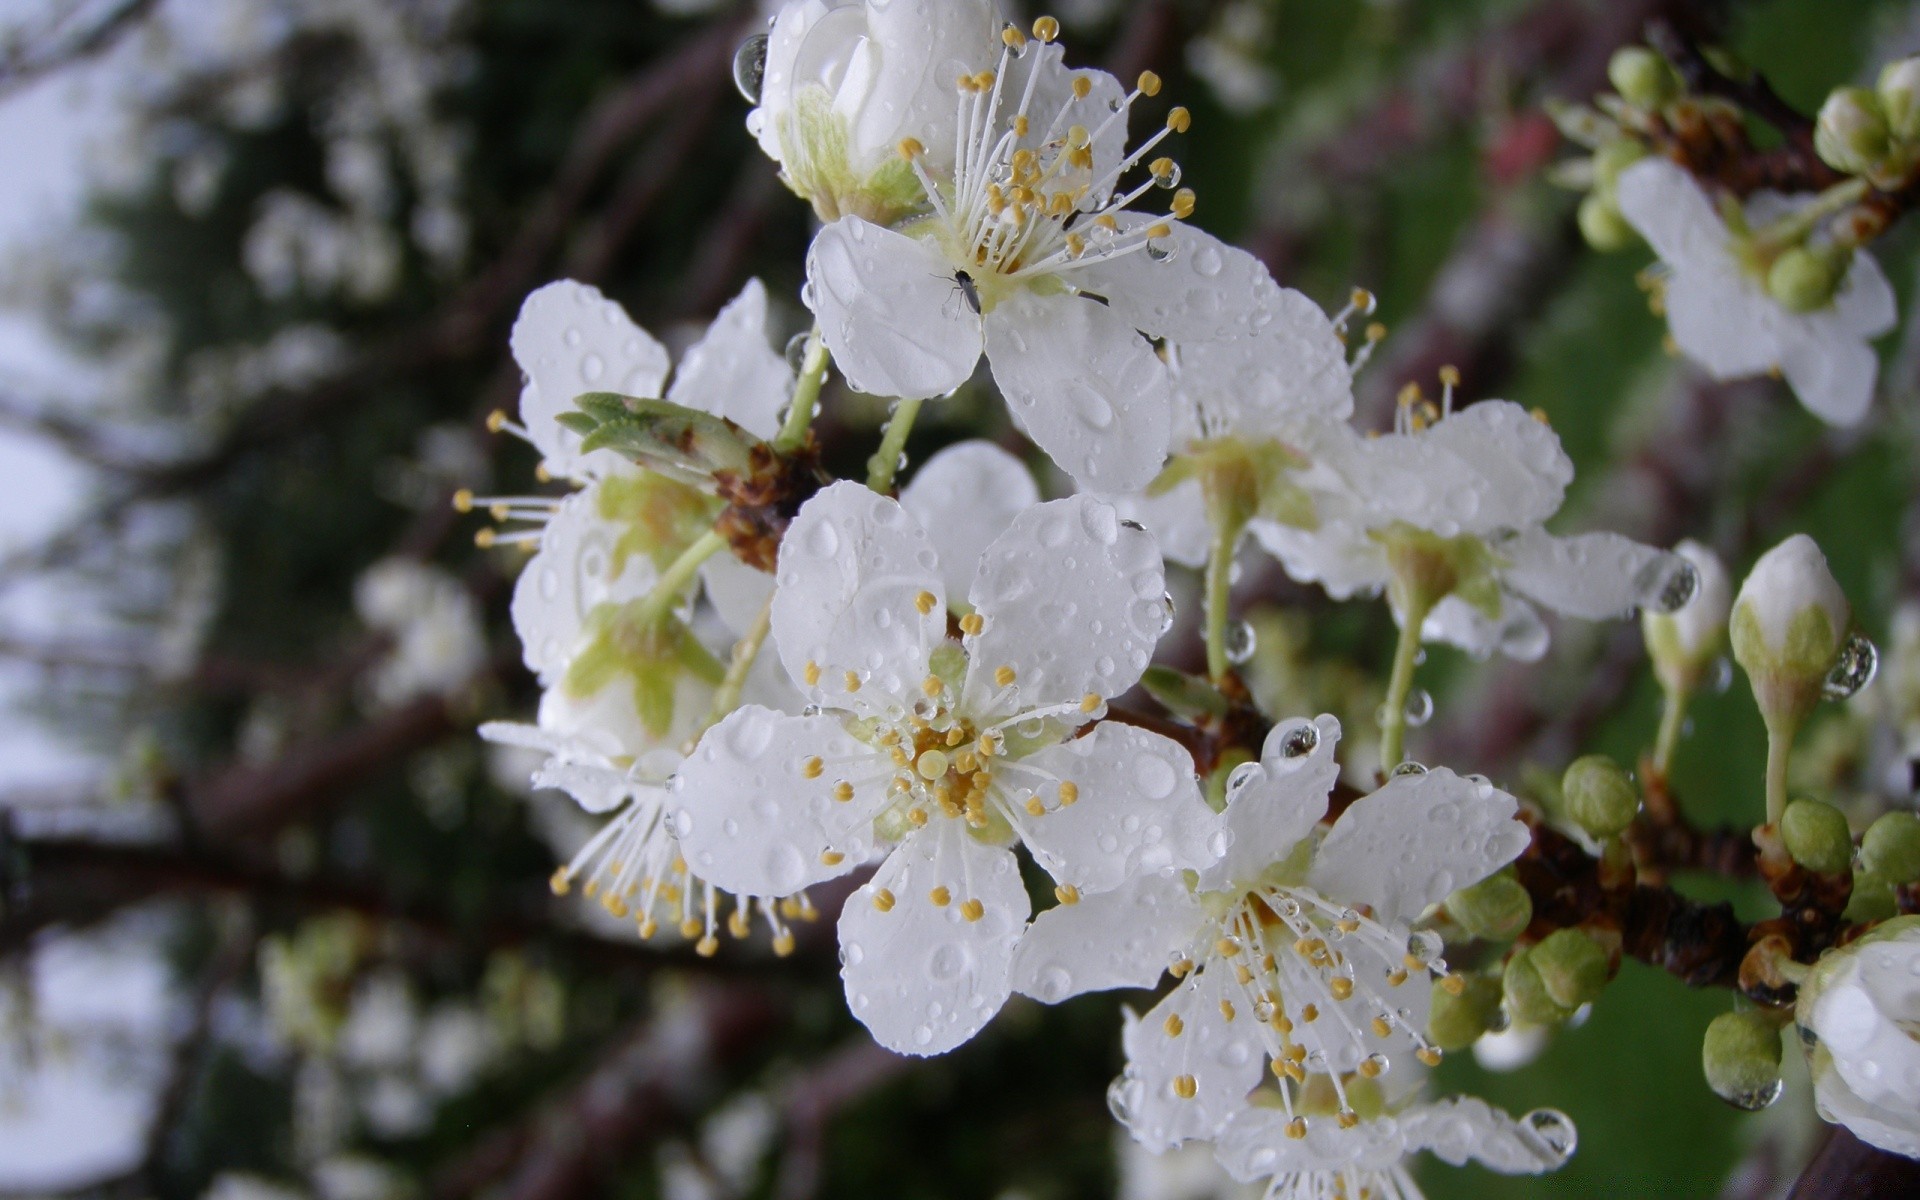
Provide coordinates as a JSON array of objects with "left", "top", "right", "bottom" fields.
[
  {"left": 1145, "top": 236, "right": 1178, "bottom": 264},
  {"left": 1225, "top": 760, "right": 1263, "bottom": 797},
  {"left": 1390, "top": 761, "right": 1428, "bottom": 778},
  {"left": 1823, "top": 633, "right": 1878, "bottom": 700},
  {"left": 1725, "top": 1079, "right": 1784, "bottom": 1111},
  {"left": 1279, "top": 723, "right": 1319, "bottom": 759},
  {"left": 1158, "top": 593, "right": 1177, "bottom": 635},
  {"left": 1710, "top": 656, "right": 1734, "bottom": 693},
  {"left": 1362, "top": 1051, "right": 1389, "bottom": 1077},
  {"left": 1636, "top": 553, "right": 1699, "bottom": 614},
  {"left": 732, "top": 34, "right": 769, "bottom": 104},
  {"left": 784, "top": 331, "right": 811, "bottom": 372},
  {"left": 1224, "top": 620, "right": 1256, "bottom": 664},
  {"left": 1520, "top": 1109, "right": 1577, "bottom": 1164},
  {"left": 1406, "top": 930, "right": 1443, "bottom": 965},
  {"left": 1403, "top": 688, "right": 1433, "bottom": 728},
  {"left": 1106, "top": 1074, "right": 1140, "bottom": 1124}
]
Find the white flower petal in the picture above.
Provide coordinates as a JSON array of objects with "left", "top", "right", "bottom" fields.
[
  {"left": 1112, "top": 478, "right": 1210, "bottom": 570},
  {"left": 510, "top": 491, "right": 657, "bottom": 684},
  {"left": 1831, "top": 248, "right": 1898, "bottom": 338},
  {"left": 1215, "top": 1105, "right": 1406, "bottom": 1181},
  {"left": 1010, "top": 723, "right": 1222, "bottom": 895},
  {"left": 1117, "top": 964, "right": 1267, "bottom": 1152},
  {"left": 807, "top": 217, "right": 982, "bottom": 399},
  {"left": 700, "top": 551, "right": 775, "bottom": 639},
  {"left": 510, "top": 280, "right": 671, "bottom": 477},
  {"left": 1614, "top": 158, "right": 1731, "bottom": 271},
  {"left": 898, "top": 440, "right": 1040, "bottom": 605},
  {"left": 1421, "top": 593, "right": 1549, "bottom": 662},
  {"left": 665, "top": 278, "right": 793, "bottom": 440},
  {"left": 963, "top": 494, "right": 1168, "bottom": 714},
  {"left": 771, "top": 482, "right": 946, "bottom": 707},
  {"left": 1068, "top": 222, "right": 1290, "bottom": 344},
  {"left": 1812, "top": 1053, "right": 1920, "bottom": 1159},
  {"left": 1778, "top": 324, "right": 1880, "bottom": 427},
  {"left": 838, "top": 819, "right": 1029, "bottom": 1056},
  {"left": 848, "top": 0, "right": 998, "bottom": 173},
  {"left": 1009, "top": 871, "right": 1208, "bottom": 1003},
  {"left": 1499, "top": 528, "right": 1673, "bottom": 621},
  {"left": 984, "top": 290, "right": 1171, "bottom": 492},
  {"left": 671, "top": 706, "right": 884, "bottom": 896},
  {"left": 1356, "top": 401, "right": 1571, "bottom": 537},
  {"left": 1397, "top": 1097, "right": 1574, "bottom": 1174},
  {"left": 530, "top": 758, "right": 633, "bottom": 815},
  {"left": 1663, "top": 268, "right": 1783, "bottom": 380},
  {"left": 1199, "top": 715, "right": 1342, "bottom": 892},
  {"left": 1167, "top": 289, "right": 1354, "bottom": 437},
  {"left": 1251, "top": 516, "right": 1389, "bottom": 601},
  {"left": 535, "top": 667, "right": 711, "bottom": 761},
  {"left": 1308, "top": 768, "right": 1527, "bottom": 923},
  {"left": 1007, "top": 48, "right": 1130, "bottom": 205}
]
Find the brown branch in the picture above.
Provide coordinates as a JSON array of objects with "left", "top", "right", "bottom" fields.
[
  {"left": 1789, "top": 1127, "right": 1920, "bottom": 1200},
  {"left": 0, "top": 0, "right": 161, "bottom": 100},
  {"left": 772, "top": 1039, "right": 913, "bottom": 1200}
]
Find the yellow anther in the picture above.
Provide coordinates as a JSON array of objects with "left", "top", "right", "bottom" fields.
[
  {"left": 638, "top": 918, "right": 658, "bottom": 939},
  {"left": 1065, "top": 232, "right": 1088, "bottom": 257},
  {"left": 696, "top": 935, "right": 720, "bottom": 957},
  {"left": 1285, "top": 1118, "right": 1308, "bottom": 1140},
  {"left": 1531, "top": 406, "right": 1551, "bottom": 425},
  {"left": 1351, "top": 287, "right": 1375, "bottom": 310},
  {"left": 977, "top": 734, "right": 998, "bottom": 757},
  {"left": 1026, "top": 796, "right": 1046, "bottom": 816},
  {"left": 1172, "top": 1075, "right": 1198, "bottom": 1099},
  {"left": 1371, "top": 1016, "right": 1393, "bottom": 1038},
  {"left": 1166, "top": 106, "right": 1191, "bottom": 133},
  {"left": 820, "top": 850, "right": 844, "bottom": 866},
  {"left": 1365, "top": 321, "right": 1387, "bottom": 343},
  {"left": 1014, "top": 114, "right": 1030, "bottom": 137},
  {"left": 1287, "top": 1043, "right": 1308, "bottom": 1062},
  {"left": 1439, "top": 364, "right": 1461, "bottom": 388},
  {"left": 1170, "top": 187, "right": 1196, "bottom": 219},
  {"left": 1150, "top": 156, "right": 1176, "bottom": 180},
  {"left": 802, "top": 756, "right": 824, "bottom": 779},
  {"left": 1066, "top": 123, "right": 1090, "bottom": 148},
  {"left": 1095, "top": 213, "right": 1119, "bottom": 231},
  {"left": 961, "top": 898, "right": 985, "bottom": 922},
  {"left": 549, "top": 867, "right": 572, "bottom": 896},
  {"left": 1387, "top": 968, "right": 1409, "bottom": 988},
  {"left": 485, "top": 409, "right": 508, "bottom": 433},
  {"left": 804, "top": 661, "right": 821, "bottom": 686},
  {"left": 1055, "top": 883, "right": 1081, "bottom": 905},
  {"left": 1359, "top": 1055, "right": 1385, "bottom": 1078},
  {"left": 930, "top": 886, "right": 952, "bottom": 907},
  {"left": 898, "top": 136, "right": 925, "bottom": 160},
  {"left": 603, "top": 895, "right": 629, "bottom": 918},
  {"left": 1145, "top": 222, "right": 1173, "bottom": 241},
  {"left": 1396, "top": 382, "right": 1422, "bottom": 409},
  {"left": 1164, "top": 1013, "right": 1185, "bottom": 1037},
  {"left": 1002, "top": 24, "right": 1027, "bottom": 48},
  {"left": 1070, "top": 76, "right": 1092, "bottom": 99},
  {"left": 845, "top": 671, "right": 863, "bottom": 693},
  {"left": 1329, "top": 978, "right": 1354, "bottom": 1001},
  {"left": 680, "top": 917, "right": 701, "bottom": 938},
  {"left": 1219, "top": 1000, "right": 1236, "bottom": 1022},
  {"left": 772, "top": 931, "right": 796, "bottom": 957},
  {"left": 916, "top": 749, "right": 949, "bottom": 780},
  {"left": 915, "top": 590, "right": 937, "bottom": 614},
  {"left": 452, "top": 488, "right": 474, "bottom": 513},
  {"left": 922, "top": 674, "right": 944, "bottom": 697},
  {"left": 1337, "top": 1109, "right": 1360, "bottom": 1129},
  {"left": 1032, "top": 15, "right": 1059, "bottom": 42},
  {"left": 973, "top": 70, "right": 996, "bottom": 90},
  {"left": 1215, "top": 937, "right": 1241, "bottom": 958},
  {"left": 1301, "top": 1004, "right": 1320, "bottom": 1023},
  {"left": 533, "top": 463, "right": 552, "bottom": 483},
  {"left": 1057, "top": 781, "right": 1079, "bottom": 805},
  {"left": 873, "top": 888, "right": 896, "bottom": 912},
  {"left": 1416, "top": 1047, "right": 1444, "bottom": 1067},
  {"left": 1169, "top": 955, "right": 1193, "bottom": 978},
  {"left": 1080, "top": 692, "right": 1102, "bottom": 714},
  {"left": 890, "top": 746, "right": 911, "bottom": 767},
  {"left": 1273, "top": 1014, "right": 1294, "bottom": 1034},
  {"left": 908, "top": 807, "right": 929, "bottom": 826},
  {"left": 1137, "top": 70, "right": 1162, "bottom": 97},
  {"left": 474, "top": 528, "right": 497, "bottom": 549},
  {"left": 994, "top": 665, "right": 1017, "bottom": 687},
  {"left": 488, "top": 502, "right": 510, "bottom": 522},
  {"left": 833, "top": 781, "right": 854, "bottom": 802},
  {"left": 1440, "top": 973, "right": 1468, "bottom": 996},
  {"left": 728, "top": 909, "right": 751, "bottom": 938}
]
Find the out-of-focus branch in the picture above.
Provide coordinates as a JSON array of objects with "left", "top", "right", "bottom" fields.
[
  {"left": 772, "top": 1040, "right": 912, "bottom": 1200},
  {"left": 1789, "top": 1127, "right": 1920, "bottom": 1199},
  {"left": 0, "top": 0, "right": 160, "bottom": 100}
]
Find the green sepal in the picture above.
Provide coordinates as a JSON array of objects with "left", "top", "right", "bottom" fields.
[{"left": 1140, "top": 665, "right": 1230, "bottom": 720}]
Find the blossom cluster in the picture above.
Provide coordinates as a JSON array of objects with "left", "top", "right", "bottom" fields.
[{"left": 467, "top": 3, "right": 1917, "bottom": 1193}]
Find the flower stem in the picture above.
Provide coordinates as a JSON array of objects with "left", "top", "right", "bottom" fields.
[
  {"left": 699, "top": 593, "right": 774, "bottom": 738},
  {"left": 1653, "top": 684, "right": 1689, "bottom": 776},
  {"left": 773, "top": 325, "right": 828, "bottom": 454},
  {"left": 1378, "top": 594, "right": 1433, "bottom": 776},
  {"left": 1203, "top": 510, "right": 1240, "bottom": 684},
  {"left": 1757, "top": 178, "right": 1871, "bottom": 250},
  {"left": 1764, "top": 719, "right": 1793, "bottom": 829},
  {"left": 865, "top": 396, "right": 924, "bottom": 494},
  {"left": 636, "top": 529, "right": 727, "bottom": 625}
]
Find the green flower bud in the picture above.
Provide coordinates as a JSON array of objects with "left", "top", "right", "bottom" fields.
[
  {"left": 1862, "top": 811, "right": 1920, "bottom": 883},
  {"left": 1731, "top": 535, "right": 1849, "bottom": 737},
  {"left": 1609, "top": 47, "right": 1681, "bottom": 108},
  {"left": 1503, "top": 946, "right": 1575, "bottom": 1026},
  {"left": 1815, "top": 86, "right": 1892, "bottom": 177},
  {"left": 1428, "top": 973, "right": 1504, "bottom": 1051},
  {"left": 1843, "top": 867, "right": 1898, "bottom": 924},
  {"left": 1531, "top": 928, "right": 1610, "bottom": 1010},
  {"left": 1578, "top": 192, "right": 1638, "bottom": 252},
  {"left": 1879, "top": 57, "right": 1920, "bottom": 141},
  {"left": 1562, "top": 754, "right": 1640, "bottom": 839},
  {"left": 1781, "top": 798, "right": 1854, "bottom": 874},
  {"left": 1643, "top": 540, "right": 1732, "bottom": 694},
  {"left": 1592, "top": 138, "right": 1649, "bottom": 191},
  {"left": 1702, "top": 1010, "right": 1785, "bottom": 1109},
  {"left": 1448, "top": 871, "right": 1533, "bottom": 942},
  {"left": 1766, "top": 245, "right": 1844, "bottom": 313}
]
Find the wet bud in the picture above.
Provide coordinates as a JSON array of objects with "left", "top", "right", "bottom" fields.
[
  {"left": 1503, "top": 946, "right": 1575, "bottom": 1026},
  {"left": 1531, "top": 929, "right": 1609, "bottom": 1010},
  {"left": 1766, "top": 245, "right": 1845, "bottom": 313},
  {"left": 1644, "top": 540, "right": 1732, "bottom": 694},
  {"left": 1732, "top": 534, "right": 1850, "bottom": 736},
  {"left": 1702, "top": 1010, "right": 1784, "bottom": 1109},
  {"left": 1578, "top": 192, "right": 1638, "bottom": 252},
  {"left": 1879, "top": 57, "right": 1920, "bottom": 141},
  {"left": 1448, "top": 871, "right": 1533, "bottom": 942},
  {"left": 1562, "top": 754, "right": 1640, "bottom": 839},
  {"left": 1429, "top": 973, "right": 1504, "bottom": 1051},
  {"left": 1815, "top": 86, "right": 1892, "bottom": 177},
  {"left": 1781, "top": 798, "right": 1854, "bottom": 874},
  {"left": 1609, "top": 47, "right": 1681, "bottom": 108},
  {"left": 1861, "top": 811, "right": 1920, "bottom": 883}
]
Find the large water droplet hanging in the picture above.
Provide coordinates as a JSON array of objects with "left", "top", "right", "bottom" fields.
[
  {"left": 1224, "top": 619, "right": 1256, "bottom": 664},
  {"left": 1724, "top": 1078, "right": 1784, "bottom": 1111},
  {"left": 1402, "top": 688, "right": 1433, "bottom": 728},
  {"left": 1823, "top": 632, "right": 1879, "bottom": 700},
  {"left": 784, "top": 331, "right": 811, "bottom": 372},
  {"left": 1158, "top": 592, "right": 1177, "bottom": 635},
  {"left": 1106, "top": 1075, "right": 1139, "bottom": 1124},
  {"left": 1520, "top": 1108, "right": 1578, "bottom": 1165},
  {"left": 732, "top": 34, "right": 770, "bottom": 104},
  {"left": 1636, "top": 553, "right": 1699, "bottom": 614},
  {"left": 1279, "top": 722, "right": 1319, "bottom": 759}
]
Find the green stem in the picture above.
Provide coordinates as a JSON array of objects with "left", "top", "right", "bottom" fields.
[
  {"left": 699, "top": 594, "right": 774, "bottom": 738},
  {"left": 773, "top": 325, "right": 828, "bottom": 454},
  {"left": 1203, "top": 511, "right": 1240, "bottom": 684},
  {"left": 1756, "top": 177, "right": 1870, "bottom": 250},
  {"left": 1764, "top": 719, "right": 1793, "bottom": 829},
  {"left": 1379, "top": 592, "right": 1434, "bottom": 776},
  {"left": 635, "top": 529, "right": 727, "bottom": 625},
  {"left": 1653, "top": 684, "right": 1690, "bottom": 776},
  {"left": 865, "top": 396, "right": 924, "bottom": 494}
]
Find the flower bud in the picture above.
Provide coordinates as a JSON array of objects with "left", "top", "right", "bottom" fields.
[
  {"left": 1879, "top": 57, "right": 1920, "bottom": 141},
  {"left": 1448, "top": 871, "right": 1533, "bottom": 942},
  {"left": 1502, "top": 947, "right": 1574, "bottom": 1026},
  {"left": 1428, "top": 973, "right": 1504, "bottom": 1051},
  {"left": 1766, "top": 245, "right": 1845, "bottom": 313},
  {"left": 1862, "top": 811, "right": 1920, "bottom": 883},
  {"left": 1815, "top": 86, "right": 1892, "bottom": 178},
  {"left": 1702, "top": 1010, "right": 1784, "bottom": 1109},
  {"left": 1561, "top": 754, "right": 1640, "bottom": 839},
  {"left": 1608, "top": 47, "right": 1681, "bottom": 108},
  {"left": 1732, "top": 534, "right": 1850, "bottom": 735},
  {"left": 1530, "top": 928, "right": 1610, "bottom": 1010},
  {"left": 1643, "top": 540, "right": 1732, "bottom": 694},
  {"left": 1781, "top": 798, "right": 1854, "bottom": 874},
  {"left": 1591, "top": 138, "right": 1649, "bottom": 191},
  {"left": 1577, "top": 192, "right": 1638, "bottom": 252}
]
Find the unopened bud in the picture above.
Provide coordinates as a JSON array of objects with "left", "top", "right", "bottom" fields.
[
  {"left": 1448, "top": 871, "right": 1533, "bottom": 942},
  {"left": 1815, "top": 86, "right": 1892, "bottom": 177},
  {"left": 1731, "top": 534, "right": 1850, "bottom": 736},
  {"left": 1429, "top": 973, "right": 1504, "bottom": 1051},
  {"left": 1609, "top": 46, "right": 1681, "bottom": 108},
  {"left": 1503, "top": 946, "right": 1575, "bottom": 1026},
  {"left": 1643, "top": 540, "right": 1732, "bottom": 693},
  {"left": 1561, "top": 755, "right": 1639, "bottom": 840},
  {"left": 1862, "top": 811, "right": 1920, "bottom": 883},
  {"left": 1592, "top": 138, "right": 1649, "bottom": 191},
  {"left": 1702, "top": 1010, "right": 1784, "bottom": 1108},
  {"left": 1781, "top": 798, "right": 1854, "bottom": 874},
  {"left": 1578, "top": 192, "right": 1637, "bottom": 252},
  {"left": 1879, "top": 57, "right": 1920, "bottom": 141},
  {"left": 1766, "top": 245, "right": 1845, "bottom": 313},
  {"left": 1531, "top": 928, "right": 1609, "bottom": 1010}
]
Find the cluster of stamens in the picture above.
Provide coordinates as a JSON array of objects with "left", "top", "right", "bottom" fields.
[
  {"left": 457, "top": 474, "right": 557, "bottom": 552},
  {"left": 1329, "top": 287, "right": 1386, "bottom": 375}
]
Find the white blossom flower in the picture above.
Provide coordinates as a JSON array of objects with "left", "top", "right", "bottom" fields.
[
  {"left": 1253, "top": 401, "right": 1698, "bottom": 660},
  {"left": 805, "top": 22, "right": 1273, "bottom": 492},
  {"left": 671, "top": 482, "right": 1221, "bottom": 1054},
  {"left": 352, "top": 557, "right": 486, "bottom": 707},
  {"left": 1734, "top": 533, "right": 1849, "bottom": 661},
  {"left": 1615, "top": 158, "right": 1896, "bottom": 426},
  {"left": 1797, "top": 914, "right": 1920, "bottom": 1158},
  {"left": 1011, "top": 715, "right": 1528, "bottom": 1149}
]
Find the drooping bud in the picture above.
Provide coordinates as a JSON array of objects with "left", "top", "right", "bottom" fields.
[
  {"left": 1429, "top": 973, "right": 1504, "bottom": 1051},
  {"left": 1530, "top": 929, "right": 1610, "bottom": 1010},
  {"left": 1815, "top": 86, "right": 1893, "bottom": 178},
  {"left": 1561, "top": 754, "right": 1640, "bottom": 840},
  {"left": 1766, "top": 245, "right": 1846, "bottom": 313},
  {"left": 1781, "top": 798, "right": 1854, "bottom": 874},
  {"left": 1503, "top": 946, "right": 1574, "bottom": 1026},
  {"left": 1448, "top": 870, "right": 1533, "bottom": 942},
  {"left": 1731, "top": 534, "right": 1850, "bottom": 737},
  {"left": 1578, "top": 192, "right": 1638, "bottom": 252},
  {"left": 1702, "top": 1010, "right": 1785, "bottom": 1110},
  {"left": 1643, "top": 540, "right": 1732, "bottom": 694},
  {"left": 1608, "top": 46, "right": 1681, "bottom": 108},
  {"left": 1862, "top": 811, "right": 1920, "bottom": 883},
  {"left": 1879, "top": 57, "right": 1920, "bottom": 141}
]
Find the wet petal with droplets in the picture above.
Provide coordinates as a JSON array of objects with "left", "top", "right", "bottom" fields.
[
  {"left": 1117, "top": 963, "right": 1266, "bottom": 1152},
  {"left": 509, "top": 491, "right": 658, "bottom": 685},
  {"left": 1198, "top": 714, "right": 1342, "bottom": 892},
  {"left": 510, "top": 280, "right": 672, "bottom": 479},
  {"left": 898, "top": 440, "right": 1040, "bottom": 607},
  {"left": 665, "top": 278, "right": 793, "bottom": 440},
  {"left": 806, "top": 217, "right": 983, "bottom": 400},
  {"left": 1009, "top": 870, "right": 1207, "bottom": 1003}
]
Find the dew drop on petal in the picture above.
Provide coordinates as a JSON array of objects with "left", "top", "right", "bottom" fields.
[
  {"left": 1636, "top": 553, "right": 1699, "bottom": 614},
  {"left": 1224, "top": 619, "right": 1256, "bottom": 664},
  {"left": 1823, "top": 633, "right": 1878, "bottom": 701},
  {"left": 1278, "top": 722, "right": 1319, "bottom": 759},
  {"left": 1521, "top": 1109, "right": 1578, "bottom": 1165},
  {"left": 1390, "top": 760, "right": 1428, "bottom": 778},
  {"left": 1106, "top": 1074, "right": 1141, "bottom": 1124},
  {"left": 1225, "top": 760, "right": 1263, "bottom": 798},
  {"left": 732, "top": 33, "right": 769, "bottom": 103}
]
